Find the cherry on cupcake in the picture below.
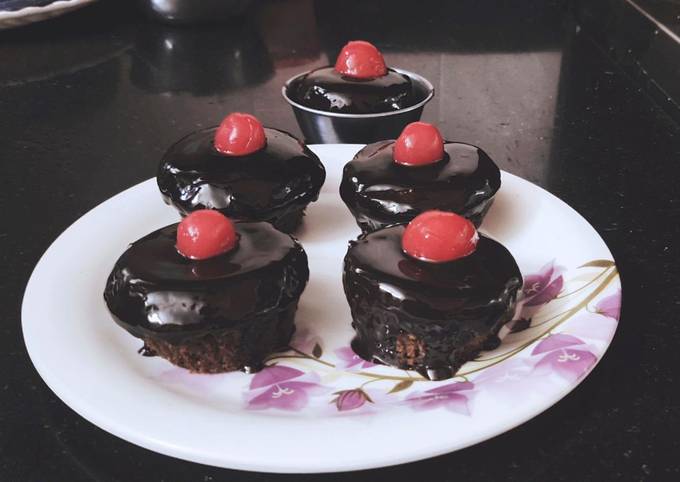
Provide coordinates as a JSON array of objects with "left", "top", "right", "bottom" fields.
[
  {"left": 176, "top": 210, "right": 238, "bottom": 260},
  {"left": 214, "top": 112, "right": 266, "bottom": 156},
  {"left": 393, "top": 122, "right": 444, "bottom": 166},
  {"left": 402, "top": 210, "right": 478, "bottom": 263},
  {"left": 334, "top": 40, "right": 387, "bottom": 79}
]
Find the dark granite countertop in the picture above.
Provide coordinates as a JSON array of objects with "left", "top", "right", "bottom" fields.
[{"left": 1, "top": 0, "right": 679, "bottom": 480}]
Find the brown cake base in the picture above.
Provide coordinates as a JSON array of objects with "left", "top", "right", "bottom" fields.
[
  {"left": 141, "top": 303, "right": 298, "bottom": 374},
  {"left": 353, "top": 326, "right": 507, "bottom": 381}
]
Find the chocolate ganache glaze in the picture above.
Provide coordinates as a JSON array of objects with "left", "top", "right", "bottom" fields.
[
  {"left": 157, "top": 127, "right": 326, "bottom": 233},
  {"left": 340, "top": 140, "right": 501, "bottom": 234},
  {"left": 104, "top": 222, "right": 309, "bottom": 371},
  {"left": 343, "top": 225, "right": 522, "bottom": 380},
  {"left": 288, "top": 67, "right": 417, "bottom": 114}
]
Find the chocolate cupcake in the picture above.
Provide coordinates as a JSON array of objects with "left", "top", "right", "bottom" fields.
[
  {"left": 104, "top": 210, "right": 309, "bottom": 373},
  {"left": 157, "top": 112, "right": 326, "bottom": 233},
  {"left": 340, "top": 122, "right": 501, "bottom": 234},
  {"left": 283, "top": 41, "right": 434, "bottom": 144},
  {"left": 288, "top": 40, "right": 417, "bottom": 114},
  {"left": 343, "top": 211, "right": 522, "bottom": 380}
]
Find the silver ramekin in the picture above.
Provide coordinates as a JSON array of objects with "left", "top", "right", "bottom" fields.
[{"left": 282, "top": 68, "right": 435, "bottom": 144}]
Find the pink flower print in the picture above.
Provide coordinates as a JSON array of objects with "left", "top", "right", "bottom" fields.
[
  {"left": 594, "top": 289, "right": 621, "bottom": 320},
  {"left": 249, "top": 365, "right": 301, "bottom": 389},
  {"left": 335, "top": 346, "right": 375, "bottom": 370},
  {"left": 534, "top": 348, "right": 597, "bottom": 382},
  {"left": 531, "top": 333, "right": 597, "bottom": 381},
  {"left": 324, "top": 387, "right": 396, "bottom": 417},
  {"left": 246, "top": 365, "right": 324, "bottom": 411},
  {"left": 531, "top": 333, "right": 585, "bottom": 355},
  {"left": 523, "top": 261, "right": 564, "bottom": 307},
  {"left": 405, "top": 381, "right": 474, "bottom": 414},
  {"left": 331, "top": 389, "right": 373, "bottom": 412}
]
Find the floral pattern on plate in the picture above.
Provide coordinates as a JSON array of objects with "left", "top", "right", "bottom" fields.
[
  {"left": 156, "top": 259, "right": 620, "bottom": 415},
  {"left": 241, "top": 259, "right": 620, "bottom": 414}
]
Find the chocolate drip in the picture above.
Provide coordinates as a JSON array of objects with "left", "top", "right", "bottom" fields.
[
  {"left": 104, "top": 222, "right": 309, "bottom": 345},
  {"left": 343, "top": 225, "right": 522, "bottom": 380},
  {"left": 157, "top": 127, "right": 326, "bottom": 233}
]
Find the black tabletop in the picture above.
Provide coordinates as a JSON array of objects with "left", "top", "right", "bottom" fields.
[{"left": 2, "top": 1, "right": 679, "bottom": 480}]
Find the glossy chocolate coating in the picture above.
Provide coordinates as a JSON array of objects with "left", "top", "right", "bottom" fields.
[
  {"left": 157, "top": 127, "right": 326, "bottom": 233},
  {"left": 104, "top": 222, "right": 309, "bottom": 345},
  {"left": 343, "top": 225, "right": 522, "bottom": 380},
  {"left": 288, "top": 66, "right": 417, "bottom": 114},
  {"left": 340, "top": 140, "right": 501, "bottom": 234}
]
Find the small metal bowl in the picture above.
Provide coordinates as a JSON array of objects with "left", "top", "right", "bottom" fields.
[{"left": 282, "top": 68, "right": 434, "bottom": 144}]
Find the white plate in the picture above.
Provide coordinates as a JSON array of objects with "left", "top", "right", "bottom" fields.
[
  {"left": 22, "top": 144, "right": 621, "bottom": 473},
  {"left": 0, "top": 0, "right": 96, "bottom": 29}
]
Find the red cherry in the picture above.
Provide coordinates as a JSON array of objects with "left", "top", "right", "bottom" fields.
[
  {"left": 393, "top": 122, "right": 444, "bottom": 166},
  {"left": 402, "top": 211, "right": 478, "bottom": 263},
  {"left": 214, "top": 113, "right": 266, "bottom": 156},
  {"left": 334, "top": 40, "right": 387, "bottom": 79},
  {"left": 176, "top": 210, "right": 238, "bottom": 260}
]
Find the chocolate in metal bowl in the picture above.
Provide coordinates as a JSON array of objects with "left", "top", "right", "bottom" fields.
[{"left": 282, "top": 68, "right": 434, "bottom": 144}]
